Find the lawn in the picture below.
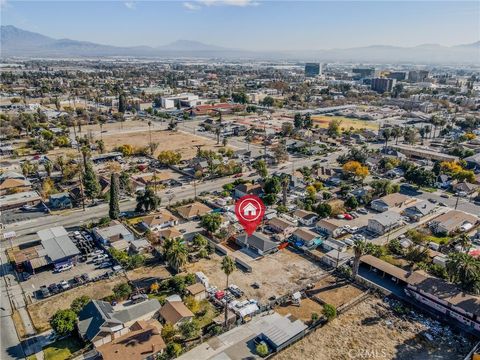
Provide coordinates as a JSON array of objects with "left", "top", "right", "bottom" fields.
[
  {"left": 42, "top": 337, "right": 84, "bottom": 360},
  {"left": 311, "top": 115, "right": 378, "bottom": 130},
  {"left": 426, "top": 235, "right": 451, "bottom": 245},
  {"left": 196, "top": 300, "right": 218, "bottom": 329}
]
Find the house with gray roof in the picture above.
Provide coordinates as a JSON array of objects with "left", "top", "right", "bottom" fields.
[
  {"left": 367, "top": 211, "right": 403, "bottom": 235},
  {"left": 93, "top": 220, "right": 134, "bottom": 246},
  {"left": 403, "top": 200, "right": 436, "bottom": 221},
  {"left": 235, "top": 232, "right": 277, "bottom": 256},
  {"left": 78, "top": 299, "right": 161, "bottom": 348}
]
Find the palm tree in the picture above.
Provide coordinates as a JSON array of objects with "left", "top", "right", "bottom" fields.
[
  {"left": 148, "top": 120, "right": 153, "bottom": 154},
  {"left": 44, "top": 160, "right": 53, "bottom": 177},
  {"left": 221, "top": 256, "right": 236, "bottom": 328},
  {"left": 215, "top": 128, "right": 221, "bottom": 144},
  {"left": 352, "top": 240, "right": 367, "bottom": 278},
  {"left": 446, "top": 252, "right": 480, "bottom": 294},
  {"left": 391, "top": 126, "right": 402, "bottom": 145},
  {"left": 457, "top": 233, "right": 472, "bottom": 253},
  {"left": 382, "top": 128, "right": 392, "bottom": 150},
  {"left": 135, "top": 187, "right": 160, "bottom": 213},
  {"left": 281, "top": 174, "right": 289, "bottom": 206},
  {"left": 164, "top": 238, "right": 188, "bottom": 273},
  {"left": 80, "top": 145, "right": 91, "bottom": 169}
]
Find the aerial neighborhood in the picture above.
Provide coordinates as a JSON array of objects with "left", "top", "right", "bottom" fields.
[{"left": 1, "top": 5, "right": 480, "bottom": 360}]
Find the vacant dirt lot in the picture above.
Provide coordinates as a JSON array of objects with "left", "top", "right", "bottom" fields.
[
  {"left": 102, "top": 129, "right": 221, "bottom": 159},
  {"left": 185, "top": 249, "right": 324, "bottom": 303},
  {"left": 275, "top": 298, "right": 324, "bottom": 323},
  {"left": 28, "top": 276, "right": 127, "bottom": 332},
  {"left": 274, "top": 297, "right": 474, "bottom": 360},
  {"left": 126, "top": 263, "right": 172, "bottom": 289},
  {"left": 312, "top": 115, "right": 378, "bottom": 130},
  {"left": 307, "top": 276, "right": 365, "bottom": 309}
]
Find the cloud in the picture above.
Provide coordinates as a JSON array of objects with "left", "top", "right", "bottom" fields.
[
  {"left": 182, "top": 0, "right": 259, "bottom": 10},
  {"left": 183, "top": 2, "right": 201, "bottom": 11},
  {"left": 124, "top": 1, "right": 136, "bottom": 10}
]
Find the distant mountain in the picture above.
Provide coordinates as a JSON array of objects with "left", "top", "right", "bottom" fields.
[{"left": 1, "top": 25, "right": 479, "bottom": 64}]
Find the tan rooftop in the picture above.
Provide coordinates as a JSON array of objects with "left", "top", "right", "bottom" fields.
[
  {"left": 159, "top": 301, "right": 194, "bottom": 325},
  {"left": 176, "top": 201, "right": 212, "bottom": 219}
]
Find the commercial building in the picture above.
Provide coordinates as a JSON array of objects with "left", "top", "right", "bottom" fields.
[
  {"left": 408, "top": 70, "right": 429, "bottom": 82},
  {"left": 305, "top": 63, "right": 321, "bottom": 77},
  {"left": 371, "top": 78, "right": 396, "bottom": 93},
  {"left": 160, "top": 93, "right": 199, "bottom": 109},
  {"left": 0, "top": 190, "right": 42, "bottom": 211},
  {"left": 352, "top": 68, "right": 375, "bottom": 79},
  {"left": 387, "top": 71, "right": 408, "bottom": 81}
]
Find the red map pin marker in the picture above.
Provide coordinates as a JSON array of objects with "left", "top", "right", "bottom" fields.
[{"left": 235, "top": 195, "right": 266, "bottom": 235}]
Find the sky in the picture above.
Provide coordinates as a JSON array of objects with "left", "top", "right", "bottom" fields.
[{"left": 1, "top": 1, "right": 479, "bottom": 51}]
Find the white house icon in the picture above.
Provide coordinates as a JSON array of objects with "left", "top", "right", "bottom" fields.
[{"left": 243, "top": 203, "right": 257, "bottom": 217}]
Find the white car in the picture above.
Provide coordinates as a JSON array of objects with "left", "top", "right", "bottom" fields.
[{"left": 59, "top": 280, "right": 70, "bottom": 290}]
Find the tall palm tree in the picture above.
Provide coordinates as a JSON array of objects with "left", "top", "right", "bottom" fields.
[
  {"left": 382, "top": 128, "right": 392, "bottom": 150},
  {"left": 446, "top": 252, "right": 480, "bottom": 294},
  {"left": 164, "top": 238, "right": 188, "bottom": 273},
  {"left": 80, "top": 145, "right": 91, "bottom": 169},
  {"left": 352, "top": 240, "right": 367, "bottom": 278},
  {"left": 391, "top": 126, "right": 402, "bottom": 145},
  {"left": 135, "top": 187, "right": 160, "bottom": 212},
  {"left": 221, "top": 256, "right": 236, "bottom": 328}
]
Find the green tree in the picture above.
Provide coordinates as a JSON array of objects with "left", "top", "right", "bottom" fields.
[
  {"left": 294, "top": 113, "right": 303, "bottom": 129},
  {"left": 164, "top": 238, "right": 188, "bottom": 273},
  {"left": 166, "top": 342, "right": 182, "bottom": 358},
  {"left": 253, "top": 160, "right": 268, "bottom": 178},
  {"left": 261, "top": 96, "right": 274, "bottom": 107},
  {"left": 221, "top": 256, "right": 236, "bottom": 327},
  {"left": 118, "top": 93, "right": 126, "bottom": 113},
  {"left": 446, "top": 252, "right": 480, "bottom": 294},
  {"left": 161, "top": 323, "right": 177, "bottom": 343},
  {"left": 70, "top": 295, "right": 90, "bottom": 314},
  {"left": 83, "top": 161, "right": 100, "bottom": 201},
  {"left": 322, "top": 303, "right": 337, "bottom": 321},
  {"left": 352, "top": 239, "right": 367, "bottom": 278},
  {"left": 303, "top": 113, "right": 313, "bottom": 128},
  {"left": 135, "top": 188, "right": 160, "bottom": 212},
  {"left": 201, "top": 213, "right": 223, "bottom": 235},
  {"left": 314, "top": 203, "right": 332, "bottom": 218},
  {"left": 109, "top": 173, "right": 120, "bottom": 219},
  {"left": 180, "top": 319, "right": 200, "bottom": 339},
  {"left": 112, "top": 283, "right": 132, "bottom": 300},
  {"left": 345, "top": 196, "right": 359, "bottom": 210},
  {"left": 44, "top": 160, "right": 53, "bottom": 176},
  {"left": 232, "top": 92, "right": 248, "bottom": 104},
  {"left": 327, "top": 119, "right": 342, "bottom": 137},
  {"left": 50, "top": 309, "right": 77, "bottom": 336},
  {"left": 256, "top": 343, "right": 269, "bottom": 357}
]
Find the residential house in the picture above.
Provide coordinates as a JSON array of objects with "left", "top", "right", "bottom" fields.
[
  {"left": 370, "top": 193, "right": 413, "bottom": 212},
  {"left": 176, "top": 201, "right": 212, "bottom": 220},
  {"left": 429, "top": 210, "right": 478, "bottom": 235},
  {"left": 0, "top": 177, "right": 32, "bottom": 195},
  {"left": 267, "top": 217, "right": 296, "bottom": 240},
  {"left": 291, "top": 227, "right": 323, "bottom": 248},
  {"left": 403, "top": 200, "right": 436, "bottom": 221},
  {"left": 133, "top": 171, "right": 176, "bottom": 188},
  {"left": 155, "top": 228, "right": 182, "bottom": 243},
  {"left": 158, "top": 299, "right": 194, "bottom": 327},
  {"left": 234, "top": 183, "right": 263, "bottom": 199},
  {"left": 453, "top": 182, "right": 478, "bottom": 195},
  {"left": 292, "top": 209, "right": 318, "bottom": 226},
  {"left": 367, "top": 211, "right": 403, "bottom": 235},
  {"left": 93, "top": 220, "right": 135, "bottom": 246},
  {"left": 48, "top": 193, "right": 72, "bottom": 209},
  {"left": 77, "top": 299, "right": 161, "bottom": 348},
  {"left": 140, "top": 210, "right": 179, "bottom": 232},
  {"left": 185, "top": 283, "right": 207, "bottom": 301},
  {"left": 315, "top": 219, "right": 344, "bottom": 238},
  {"left": 321, "top": 239, "right": 347, "bottom": 252},
  {"left": 235, "top": 232, "right": 278, "bottom": 256},
  {"left": 97, "top": 319, "right": 166, "bottom": 360},
  {"left": 321, "top": 249, "right": 352, "bottom": 268}
]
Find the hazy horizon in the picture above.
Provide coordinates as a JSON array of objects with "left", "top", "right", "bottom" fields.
[{"left": 1, "top": 1, "right": 479, "bottom": 51}]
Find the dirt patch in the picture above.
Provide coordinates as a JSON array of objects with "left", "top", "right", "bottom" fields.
[
  {"left": 126, "top": 264, "right": 173, "bottom": 290},
  {"left": 312, "top": 115, "right": 378, "bottom": 130},
  {"left": 274, "top": 297, "right": 474, "bottom": 360},
  {"left": 307, "top": 276, "right": 365, "bottom": 309},
  {"left": 12, "top": 310, "right": 27, "bottom": 339},
  {"left": 185, "top": 249, "right": 324, "bottom": 303},
  {"left": 27, "top": 276, "right": 127, "bottom": 333},
  {"left": 102, "top": 129, "right": 222, "bottom": 160},
  {"left": 275, "top": 298, "right": 325, "bottom": 323}
]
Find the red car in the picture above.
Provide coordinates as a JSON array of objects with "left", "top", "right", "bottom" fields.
[
  {"left": 215, "top": 290, "right": 225, "bottom": 300},
  {"left": 343, "top": 214, "right": 354, "bottom": 220},
  {"left": 233, "top": 173, "right": 243, "bottom": 178}
]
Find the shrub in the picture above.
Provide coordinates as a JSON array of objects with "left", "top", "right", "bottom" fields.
[
  {"left": 256, "top": 343, "right": 269, "bottom": 357},
  {"left": 50, "top": 309, "right": 77, "bottom": 336},
  {"left": 322, "top": 303, "right": 337, "bottom": 322},
  {"left": 70, "top": 295, "right": 90, "bottom": 314}
]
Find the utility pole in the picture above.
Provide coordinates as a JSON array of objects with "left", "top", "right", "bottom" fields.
[{"left": 454, "top": 194, "right": 460, "bottom": 210}]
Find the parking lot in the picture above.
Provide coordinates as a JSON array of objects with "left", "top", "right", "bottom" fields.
[
  {"left": 20, "top": 229, "right": 119, "bottom": 301},
  {"left": 1, "top": 206, "right": 48, "bottom": 225}
]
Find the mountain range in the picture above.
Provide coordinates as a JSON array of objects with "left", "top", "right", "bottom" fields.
[{"left": 1, "top": 25, "right": 479, "bottom": 64}]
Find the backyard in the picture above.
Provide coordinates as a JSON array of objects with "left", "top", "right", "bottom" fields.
[
  {"left": 42, "top": 337, "right": 84, "bottom": 360},
  {"left": 27, "top": 276, "right": 127, "bottom": 333},
  {"left": 274, "top": 296, "right": 475, "bottom": 360}
]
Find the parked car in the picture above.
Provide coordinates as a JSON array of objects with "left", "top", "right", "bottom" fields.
[
  {"left": 97, "top": 261, "right": 112, "bottom": 269},
  {"left": 428, "top": 198, "right": 437, "bottom": 204},
  {"left": 81, "top": 273, "right": 90, "bottom": 282},
  {"left": 22, "top": 272, "right": 32, "bottom": 281},
  {"left": 40, "top": 285, "right": 51, "bottom": 298},
  {"left": 48, "top": 283, "right": 60, "bottom": 294},
  {"left": 440, "top": 194, "right": 450, "bottom": 198},
  {"left": 357, "top": 208, "right": 368, "bottom": 215},
  {"left": 59, "top": 280, "right": 70, "bottom": 290}
]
